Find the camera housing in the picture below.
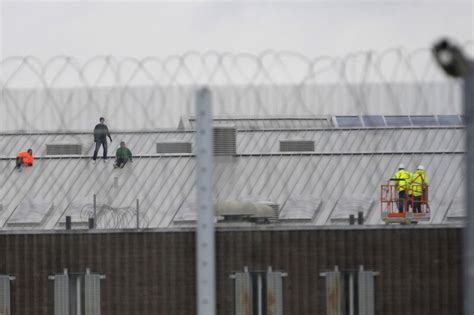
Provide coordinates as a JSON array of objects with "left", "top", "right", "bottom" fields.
[{"left": 432, "top": 39, "right": 469, "bottom": 78}]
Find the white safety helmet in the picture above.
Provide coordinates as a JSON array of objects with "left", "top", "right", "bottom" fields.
[
  {"left": 398, "top": 163, "right": 405, "bottom": 169},
  {"left": 417, "top": 165, "right": 425, "bottom": 170}
]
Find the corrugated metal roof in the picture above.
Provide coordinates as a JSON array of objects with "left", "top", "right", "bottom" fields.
[
  {"left": 0, "top": 123, "right": 465, "bottom": 230},
  {"left": 0, "top": 151, "right": 464, "bottom": 230}
]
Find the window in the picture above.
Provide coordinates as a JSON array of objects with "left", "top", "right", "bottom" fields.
[
  {"left": 49, "top": 269, "right": 105, "bottom": 315},
  {"left": 362, "top": 115, "right": 386, "bottom": 127},
  {"left": 384, "top": 116, "right": 411, "bottom": 127},
  {"left": 335, "top": 116, "right": 363, "bottom": 127},
  {"left": 320, "top": 266, "right": 378, "bottom": 315},
  {"left": 437, "top": 115, "right": 462, "bottom": 126},
  {"left": 410, "top": 115, "right": 437, "bottom": 126},
  {"left": 231, "top": 266, "right": 287, "bottom": 315},
  {"left": 0, "top": 275, "right": 15, "bottom": 315}
]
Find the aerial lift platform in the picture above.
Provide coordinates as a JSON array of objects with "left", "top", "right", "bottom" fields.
[{"left": 381, "top": 180, "right": 430, "bottom": 224}]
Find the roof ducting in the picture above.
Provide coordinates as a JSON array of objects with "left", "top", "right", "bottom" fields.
[
  {"left": 46, "top": 143, "right": 82, "bottom": 155},
  {"left": 214, "top": 126, "right": 236, "bottom": 156},
  {"left": 215, "top": 200, "right": 277, "bottom": 223},
  {"left": 280, "top": 140, "right": 315, "bottom": 152},
  {"left": 156, "top": 142, "right": 192, "bottom": 154}
]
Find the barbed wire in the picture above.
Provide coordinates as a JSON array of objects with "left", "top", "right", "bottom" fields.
[
  {"left": 1, "top": 42, "right": 472, "bottom": 131},
  {"left": 79, "top": 202, "right": 150, "bottom": 229}
]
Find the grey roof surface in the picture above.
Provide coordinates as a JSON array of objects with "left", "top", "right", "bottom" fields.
[
  {"left": 0, "top": 127, "right": 464, "bottom": 157},
  {"left": 0, "top": 123, "right": 466, "bottom": 230}
]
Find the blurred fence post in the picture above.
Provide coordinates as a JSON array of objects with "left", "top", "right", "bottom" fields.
[
  {"left": 136, "top": 199, "right": 140, "bottom": 229},
  {"left": 195, "top": 87, "right": 215, "bottom": 315},
  {"left": 464, "top": 60, "right": 474, "bottom": 315},
  {"left": 93, "top": 194, "right": 97, "bottom": 229}
]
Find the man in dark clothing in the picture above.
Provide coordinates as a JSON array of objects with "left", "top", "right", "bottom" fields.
[
  {"left": 92, "top": 117, "right": 112, "bottom": 162},
  {"left": 114, "top": 141, "right": 133, "bottom": 168}
]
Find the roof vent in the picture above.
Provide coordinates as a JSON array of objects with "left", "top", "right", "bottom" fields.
[
  {"left": 8, "top": 198, "right": 52, "bottom": 227},
  {"left": 58, "top": 199, "right": 95, "bottom": 229},
  {"left": 446, "top": 196, "right": 465, "bottom": 222},
  {"left": 173, "top": 200, "right": 198, "bottom": 224},
  {"left": 331, "top": 195, "right": 373, "bottom": 224},
  {"left": 280, "top": 140, "right": 314, "bottom": 152},
  {"left": 214, "top": 126, "right": 236, "bottom": 156},
  {"left": 156, "top": 142, "right": 192, "bottom": 154},
  {"left": 215, "top": 200, "right": 277, "bottom": 224},
  {"left": 46, "top": 143, "right": 82, "bottom": 155},
  {"left": 279, "top": 196, "right": 322, "bottom": 222}
]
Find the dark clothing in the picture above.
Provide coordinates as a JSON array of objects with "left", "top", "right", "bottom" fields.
[
  {"left": 93, "top": 123, "right": 112, "bottom": 142},
  {"left": 115, "top": 157, "right": 129, "bottom": 168},
  {"left": 398, "top": 190, "right": 408, "bottom": 213},
  {"left": 93, "top": 138, "right": 108, "bottom": 160},
  {"left": 413, "top": 195, "right": 422, "bottom": 213},
  {"left": 92, "top": 123, "right": 111, "bottom": 160},
  {"left": 15, "top": 157, "right": 23, "bottom": 169}
]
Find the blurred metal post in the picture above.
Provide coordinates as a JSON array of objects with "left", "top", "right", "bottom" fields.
[
  {"left": 464, "top": 60, "right": 474, "bottom": 314},
  {"left": 195, "top": 87, "right": 215, "bottom": 315},
  {"left": 136, "top": 199, "right": 140, "bottom": 229},
  {"left": 93, "top": 194, "right": 97, "bottom": 229}
]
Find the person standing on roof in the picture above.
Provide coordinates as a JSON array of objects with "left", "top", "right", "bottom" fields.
[
  {"left": 15, "top": 149, "right": 34, "bottom": 171},
  {"left": 393, "top": 164, "right": 411, "bottom": 213},
  {"left": 410, "top": 165, "right": 429, "bottom": 213},
  {"left": 113, "top": 141, "right": 133, "bottom": 168},
  {"left": 92, "top": 117, "right": 112, "bottom": 163}
]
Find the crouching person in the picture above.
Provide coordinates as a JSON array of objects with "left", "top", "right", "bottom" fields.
[
  {"left": 114, "top": 141, "right": 133, "bottom": 168},
  {"left": 15, "top": 149, "right": 34, "bottom": 171}
]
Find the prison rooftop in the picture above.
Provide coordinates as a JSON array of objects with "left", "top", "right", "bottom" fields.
[{"left": 0, "top": 115, "right": 466, "bottom": 230}]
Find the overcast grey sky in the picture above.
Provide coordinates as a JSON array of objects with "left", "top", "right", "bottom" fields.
[{"left": 1, "top": 0, "right": 473, "bottom": 60}]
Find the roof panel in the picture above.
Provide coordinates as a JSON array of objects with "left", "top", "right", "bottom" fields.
[
  {"left": 410, "top": 115, "right": 437, "bottom": 126},
  {"left": 385, "top": 115, "right": 412, "bottom": 127},
  {"left": 335, "top": 116, "right": 363, "bottom": 127},
  {"left": 362, "top": 115, "right": 386, "bottom": 127},
  {"left": 279, "top": 196, "right": 322, "bottom": 221},
  {"left": 8, "top": 198, "right": 52, "bottom": 227},
  {"left": 438, "top": 115, "right": 462, "bottom": 126}
]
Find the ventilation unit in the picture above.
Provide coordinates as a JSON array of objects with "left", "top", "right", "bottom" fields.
[
  {"left": 215, "top": 200, "right": 276, "bottom": 223},
  {"left": 49, "top": 268, "right": 105, "bottom": 315},
  {"left": 231, "top": 266, "right": 287, "bottom": 315},
  {"left": 279, "top": 140, "right": 314, "bottom": 152},
  {"left": 156, "top": 142, "right": 192, "bottom": 154},
  {"left": 46, "top": 143, "right": 82, "bottom": 155},
  {"left": 0, "top": 275, "right": 15, "bottom": 315},
  {"left": 213, "top": 126, "right": 236, "bottom": 156},
  {"left": 320, "top": 266, "right": 378, "bottom": 315}
]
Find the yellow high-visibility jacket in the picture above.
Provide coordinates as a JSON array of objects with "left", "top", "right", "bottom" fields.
[
  {"left": 410, "top": 170, "right": 429, "bottom": 197},
  {"left": 394, "top": 169, "right": 411, "bottom": 191}
]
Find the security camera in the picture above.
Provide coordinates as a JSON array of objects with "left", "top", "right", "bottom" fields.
[{"left": 432, "top": 39, "right": 469, "bottom": 78}]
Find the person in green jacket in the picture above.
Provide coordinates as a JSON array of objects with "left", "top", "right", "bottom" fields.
[{"left": 114, "top": 141, "right": 133, "bottom": 168}]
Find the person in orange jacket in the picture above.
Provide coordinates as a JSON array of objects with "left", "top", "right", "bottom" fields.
[{"left": 15, "top": 149, "right": 34, "bottom": 171}]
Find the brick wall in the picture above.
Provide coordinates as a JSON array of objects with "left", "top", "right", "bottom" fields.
[{"left": 0, "top": 227, "right": 463, "bottom": 314}]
